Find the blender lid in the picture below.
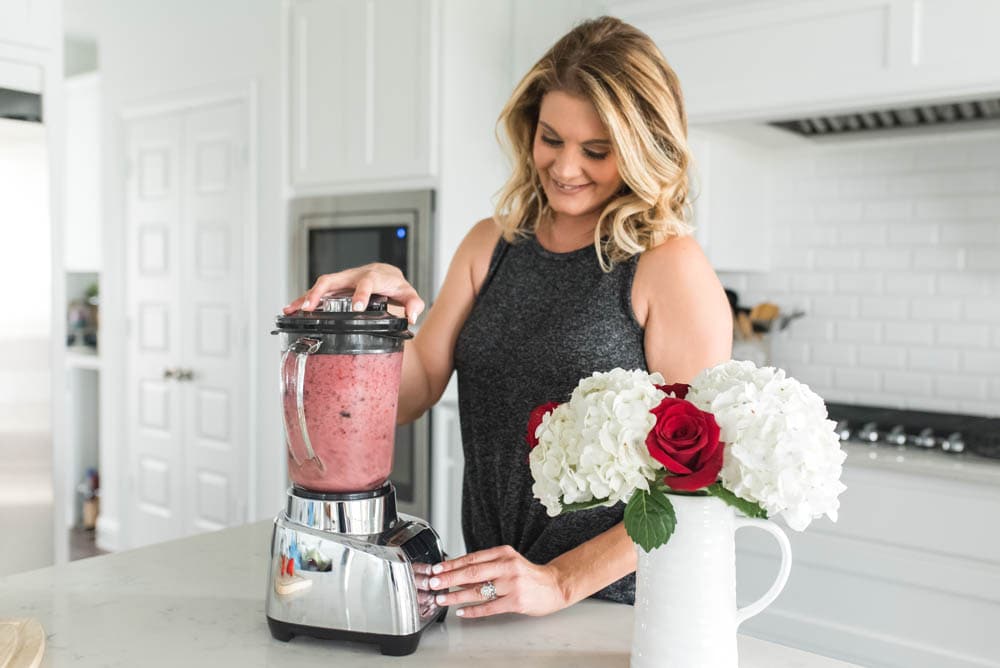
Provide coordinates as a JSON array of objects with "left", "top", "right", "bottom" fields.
[{"left": 273, "top": 291, "right": 412, "bottom": 336}]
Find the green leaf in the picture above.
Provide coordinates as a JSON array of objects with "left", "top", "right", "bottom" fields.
[
  {"left": 559, "top": 498, "right": 611, "bottom": 513},
  {"left": 707, "top": 483, "right": 768, "bottom": 519},
  {"left": 624, "top": 486, "right": 677, "bottom": 552}
]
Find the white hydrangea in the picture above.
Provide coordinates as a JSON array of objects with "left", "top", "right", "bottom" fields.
[
  {"left": 685, "top": 360, "right": 847, "bottom": 531},
  {"left": 529, "top": 368, "right": 666, "bottom": 516}
]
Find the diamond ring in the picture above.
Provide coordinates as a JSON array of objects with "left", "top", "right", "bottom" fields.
[{"left": 479, "top": 580, "right": 497, "bottom": 601}]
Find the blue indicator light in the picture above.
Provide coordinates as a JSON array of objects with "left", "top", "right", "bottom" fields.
[{"left": 396, "top": 227, "right": 407, "bottom": 239}]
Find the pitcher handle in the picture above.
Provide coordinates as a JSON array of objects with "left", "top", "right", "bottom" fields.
[
  {"left": 280, "top": 337, "right": 324, "bottom": 470},
  {"left": 733, "top": 517, "right": 792, "bottom": 627}
]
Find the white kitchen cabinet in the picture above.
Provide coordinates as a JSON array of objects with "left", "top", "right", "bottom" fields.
[
  {"left": 687, "top": 127, "right": 770, "bottom": 272},
  {"left": 64, "top": 73, "right": 101, "bottom": 272},
  {"left": 613, "top": 0, "right": 1000, "bottom": 123},
  {"left": 735, "top": 447, "right": 1000, "bottom": 668},
  {"left": 288, "top": 0, "right": 433, "bottom": 190},
  {"left": 0, "top": 0, "right": 57, "bottom": 52}
]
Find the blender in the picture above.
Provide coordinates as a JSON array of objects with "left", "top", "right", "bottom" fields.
[{"left": 265, "top": 291, "right": 447, "bottom": 656}]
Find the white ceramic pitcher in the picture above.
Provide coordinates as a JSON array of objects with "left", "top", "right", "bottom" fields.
[{"left": 631, "top": 494, "right": 792, "bottom": 668}]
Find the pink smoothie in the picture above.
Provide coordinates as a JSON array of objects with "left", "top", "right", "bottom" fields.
[{"left": 282, "top": 351, "right": 403, "bottom": 493}]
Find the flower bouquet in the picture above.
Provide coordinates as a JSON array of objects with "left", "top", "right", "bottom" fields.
[
  {"left": 527, "top": 361, "right": 846, "bottom": 667},
  {"left": 527, "top": 360, "right": 847, "bottom": 550}
]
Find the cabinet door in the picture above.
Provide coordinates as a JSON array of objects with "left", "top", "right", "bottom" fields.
[
  {"left": 620, "top": 0, "right": 1000, "bottom": 122},
  {"left": 178, "top": 101, "right": 248, "bottom": 535},
  {"left": 912, "top": 0, "right": 1000, "bottom": 87},
  {"left": 688, "top": 128, "right": 770, "bottom": 273},
  {"left": 647, "top": 2, "right": 892, "bottom": 121},
  {"left": 0, "top": 0, "right": 57, "bottom": 51},
  {"left": 289, "top": 0, "right": 432, "bottom": 187},
  {"left": 125, "top": 114, "right": 185, "bottom": 547},
  {"left": 368, "top": 0, "right": 432, "bottom": 180}
]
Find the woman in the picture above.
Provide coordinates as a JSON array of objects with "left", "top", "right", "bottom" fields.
[{"left": 284, "top": 16, "right": 731, "bottom": 618}]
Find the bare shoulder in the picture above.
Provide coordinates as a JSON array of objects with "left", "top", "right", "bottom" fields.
[
  {"left": 634, "top": 235, "right": 732, "bottom": 381},
  {"left": 458, "top": 217, "right": 503, "bottom": 293},
  {"left": 462, "top": 217, "right": 503, "bottom": 251},
  {"left": 638, "top": 234, "right": 711, "bottom": 277},
  {"left": 632, "top": 234, "right": 717, "bottom": 323}
]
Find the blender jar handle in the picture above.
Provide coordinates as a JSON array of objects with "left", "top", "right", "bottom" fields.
[{"left": 280, "top": 336, "right": 324, "bottom": 470}]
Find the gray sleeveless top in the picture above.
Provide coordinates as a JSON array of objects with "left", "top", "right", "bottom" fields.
[{"left": 453, "top": 233, "right": 647, "bottom": 604}]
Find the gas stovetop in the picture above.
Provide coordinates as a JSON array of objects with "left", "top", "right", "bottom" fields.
[{"left": 826, "top": 403, "right": 1000, "bottom": 460}]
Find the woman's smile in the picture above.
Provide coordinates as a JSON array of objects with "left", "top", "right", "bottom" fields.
[{"left": 550, "top": 177, "right": 593, "bottom": 194}]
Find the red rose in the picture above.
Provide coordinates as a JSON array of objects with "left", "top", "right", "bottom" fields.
[
  {"left": 656, "top": 383, "right": 690, "bottom": 400},
  {"left": 527, "top": 401, "right": 561, "bottom": 449},
  {"left": 646, "top": 397, "right": 723, "bottom": 492}
]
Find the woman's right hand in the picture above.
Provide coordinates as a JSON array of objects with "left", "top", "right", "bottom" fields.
[{"left": 283, "top": 263, "right": 425, "bottom": 324}]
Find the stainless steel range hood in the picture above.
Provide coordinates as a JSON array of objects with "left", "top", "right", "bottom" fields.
[{"left": 770, "top": 97, "right": 1000, "bottom": 139}]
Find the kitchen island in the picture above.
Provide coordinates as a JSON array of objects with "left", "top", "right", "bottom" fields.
[{"left": 0, "top": 521, "right": 858, "bottom": 667}]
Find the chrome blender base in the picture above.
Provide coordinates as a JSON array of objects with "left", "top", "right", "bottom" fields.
[
  {"left": 266, "top": 607, "right": 448, "bottom": 656},
  {"left": 265, "top": 483, "right": 448, "bottom": 656}
]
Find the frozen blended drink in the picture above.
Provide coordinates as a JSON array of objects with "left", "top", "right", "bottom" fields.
[{"left": 283, "top": 350, "right": 403, "bottom": 492}]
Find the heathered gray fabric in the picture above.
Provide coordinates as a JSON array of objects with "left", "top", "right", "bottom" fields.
[{"left": 453, "top": 234, "right": 647, "bottom": 605}]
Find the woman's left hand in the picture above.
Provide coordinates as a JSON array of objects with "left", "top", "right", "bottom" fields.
[{"left": 428, "top": 545, "right": 569, "bottom": 618}]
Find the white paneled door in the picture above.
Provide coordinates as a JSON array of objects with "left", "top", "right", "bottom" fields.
[{"left": 125, "top": 100, "right": 248, "bottom": 548}]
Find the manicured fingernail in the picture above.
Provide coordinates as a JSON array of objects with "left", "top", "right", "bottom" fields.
[
  {"left": 456, "top": 609, "right": 465, "bottom": 617},
  {"left": 435, "top": 594, "right": 446, "bottom": 605},
  {"left": 353, "top": 301, "right": 365, "bottom": 312},
  {"left": 302, "top": 300, "right": 310, "bottom": 310},
  {"left": 431, "top": 563, "right": 443, "bottom": 574},
  {"left": 429, "top": 577, "right": 441, "bottom": 588}
]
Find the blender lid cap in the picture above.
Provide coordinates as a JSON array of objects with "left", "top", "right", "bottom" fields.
[{"left": 273, "top": 291, "right": 412, "bottom": 336}]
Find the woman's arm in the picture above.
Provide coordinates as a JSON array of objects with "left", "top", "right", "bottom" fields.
[
  {"left": 634, "top": 234, "right": 733, "bottom": 383},
  {"left": 284, "top": 218, "right": 500, "bottom": 425},
  {"left": 397, "top": 218, "right": 501, "bottom": 423},
  {"left": 427, "top": 523, "right": 635, "bottom": 618}
]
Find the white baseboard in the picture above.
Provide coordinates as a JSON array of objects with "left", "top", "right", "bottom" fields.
[{"left": 96, "top": 516, "right": 120, "bottom": 552}]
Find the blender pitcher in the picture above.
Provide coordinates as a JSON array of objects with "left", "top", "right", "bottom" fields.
[{"left": 273, "top": 291, "right": 412, "bottom": 493}]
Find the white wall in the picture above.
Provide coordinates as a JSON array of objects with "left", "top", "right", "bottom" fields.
[
  {"left": 720, "top": 128, "right": 1000, "bottom": 417},
  {"left": 91, "top": 0, "right": 284, "bottom": 548},
  {"left": 435, "top": 1, "right": 514, "bottom": 291}
]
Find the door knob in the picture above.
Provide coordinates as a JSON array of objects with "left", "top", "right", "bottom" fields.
[
  {"left": 163, "top": 368, "right": 178, "bottom": 380},
  {"left": 177, "top": 368, "right": 195, "bottom": 382}
]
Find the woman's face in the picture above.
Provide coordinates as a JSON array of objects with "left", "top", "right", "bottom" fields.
[{"left": 533, "top": 90, "right": 623, "bottom": 221}]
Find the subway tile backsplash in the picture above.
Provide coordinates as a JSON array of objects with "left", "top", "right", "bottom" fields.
[{"left": 718, "top": 129, "right": 1000, "bottom": 417}]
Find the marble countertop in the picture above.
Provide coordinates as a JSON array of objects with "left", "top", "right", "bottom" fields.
[{"left": 0, "top": 521, "right": 859, "bottom": 667}]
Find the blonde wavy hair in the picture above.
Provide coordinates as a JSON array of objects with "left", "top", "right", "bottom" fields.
[{"left": 494, "top": 16, "right": 694, "bottom": 270}]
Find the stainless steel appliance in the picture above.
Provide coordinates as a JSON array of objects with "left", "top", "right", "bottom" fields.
[
  {"left": 827, "top": 403, "right": 1000, "bottom": 459},
  {"left": 290, "top": 190, "right": 434, "bottom": 519},
  {"left": 265, "top": 483, "right": 447, "bottom": 655},
  {"left": 265, "top": 292, "right": 446, "bottom": 655}
]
